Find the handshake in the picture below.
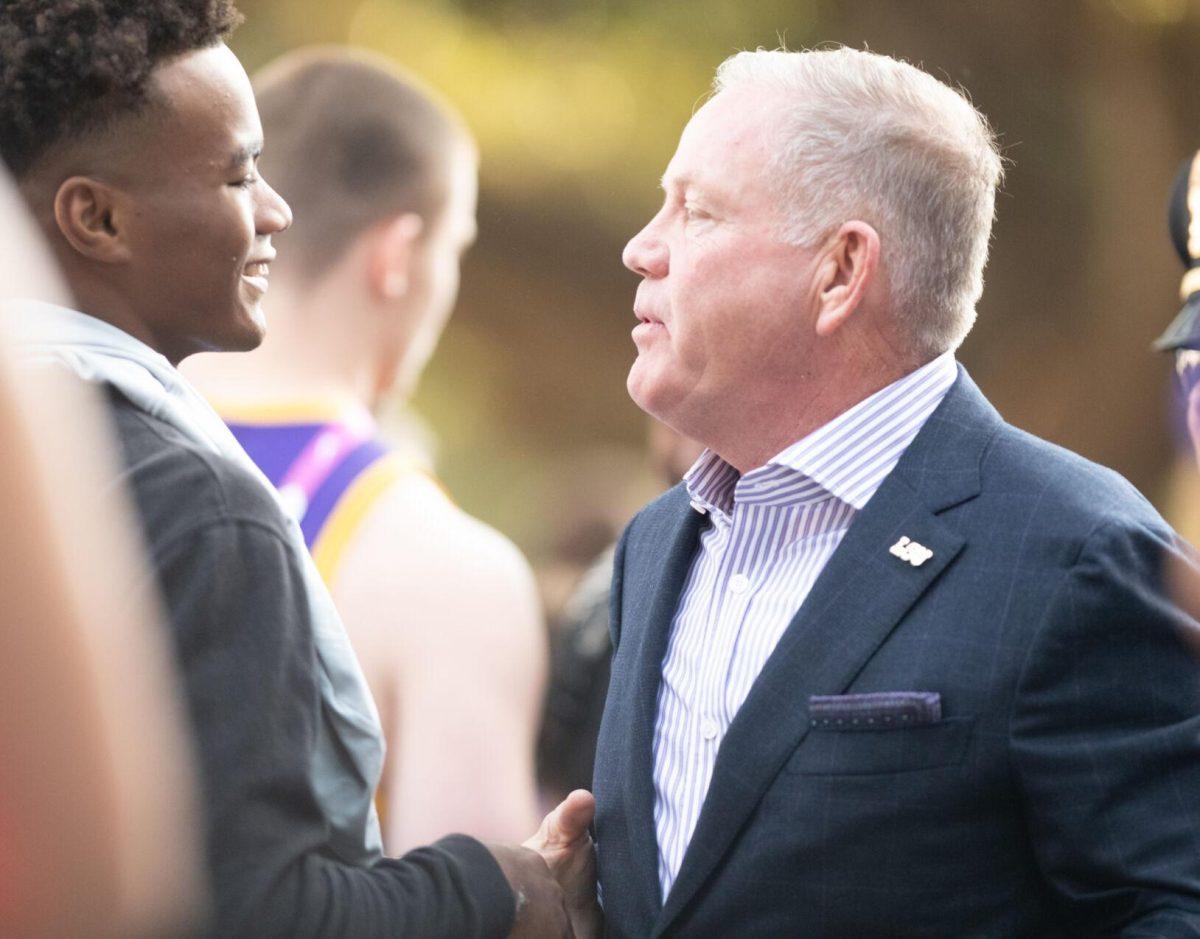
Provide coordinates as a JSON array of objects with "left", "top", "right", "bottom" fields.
[{"left": 488, "top": 790, "right": 601, "bottom": 938}]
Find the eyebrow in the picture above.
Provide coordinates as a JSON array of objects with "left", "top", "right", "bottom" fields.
[
  {"left": 662, "top": 173, "right": 725, "bottom": 210},
  {"left": 227, "top": 143, "right": 263, "bottom": 170},
  {"left": 660, "top": 173, "right": 688, "bottom": 193}
]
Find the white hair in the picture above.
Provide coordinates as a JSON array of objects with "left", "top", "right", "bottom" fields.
[{"left": 714, "top": 47, "right": 1004, "bottom": 356}]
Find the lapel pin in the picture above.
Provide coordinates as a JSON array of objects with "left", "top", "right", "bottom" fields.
[{"left": 889, "top": 536, "right": 933, "bottom": 567}]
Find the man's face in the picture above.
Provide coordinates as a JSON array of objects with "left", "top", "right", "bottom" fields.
[
  {"left": 112, "top": 43, "right": 291, "bottom": 363},
  {"left": 385, "top": 144, "right": 478, "bottom": 399},
  {"left": 622, "top": 90, "right": 823, "bottom": 437}
]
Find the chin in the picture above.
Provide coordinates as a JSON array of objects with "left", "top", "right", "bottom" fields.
[
  {"left": 212, "top": 317, "right": 266, "bottom": 354},
  {"left": 627, "top": 362, "right": 673, "bottom": 421},
  {"left": 233, "top": 302, "right": 268, "bottom": 348}
]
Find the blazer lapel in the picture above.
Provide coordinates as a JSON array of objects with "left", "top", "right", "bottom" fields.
[
  {"left": 618, "top": 489, "right": 709, "bottom": 919},
  {"left": 653, "top": 368, "right": 1000, "bottom": 934}
]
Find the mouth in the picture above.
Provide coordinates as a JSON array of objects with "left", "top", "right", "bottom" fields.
[
  {"left": 633, "top": 308, "right": 666, "bottom": 342},
  {"left": 241, "top": 257, "right": 273, "bottom": 295}
]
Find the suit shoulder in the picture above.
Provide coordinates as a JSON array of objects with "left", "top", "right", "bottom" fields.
[
  {"left": 984, "top": 420, "right": 1167, "bottom": 536},
  {"left": 102, "top": 386, "right": 291, "bottom": 551}
]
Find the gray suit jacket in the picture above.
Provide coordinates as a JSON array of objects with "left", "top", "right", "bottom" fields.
[{"left": 594, "top": 368, "right": 1200, "bottom": 937}]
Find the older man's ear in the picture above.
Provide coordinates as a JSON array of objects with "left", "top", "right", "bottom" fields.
[{"left": 813, "top": 221, "right": 881, "bottom": 338}]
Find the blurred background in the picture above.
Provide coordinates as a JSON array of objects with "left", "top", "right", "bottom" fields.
[{"left": 232, "top": 0, "right": 1200, "bottom": 614}]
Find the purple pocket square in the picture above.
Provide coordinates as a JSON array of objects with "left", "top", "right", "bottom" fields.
[{"left": 808, "top": 692, "right": 942, "bottom": 728}]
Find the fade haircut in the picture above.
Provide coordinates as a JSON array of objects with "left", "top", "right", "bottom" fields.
[
  {"left": 0, "top": 0, "right": 243, "bottom": 178},
  {"left": 253, "top": 47, "right": 475, "bottom": 283},
  {"left": 714, "top": 47, "right": 1004, "bottom": 356}
]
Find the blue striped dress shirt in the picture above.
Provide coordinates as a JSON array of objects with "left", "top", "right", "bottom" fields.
[{"left": 652, "top": 351, "right": 960, "bottom": 899}]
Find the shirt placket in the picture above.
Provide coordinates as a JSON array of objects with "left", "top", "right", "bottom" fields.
[{"left": 698, "top": 500, "right": 761, "bottom": 746}]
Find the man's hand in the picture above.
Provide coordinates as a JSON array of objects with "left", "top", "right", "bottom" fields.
[
  {"left": 486, "top": 843, "right": 573, "bottom": 938},
  {"left": 524, "top": 790, "right": 601, "bottom": 939}
]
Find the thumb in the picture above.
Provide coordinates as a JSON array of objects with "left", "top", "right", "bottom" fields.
[{"left": 530, "top": 789, "right": 595, "bottom": 851}]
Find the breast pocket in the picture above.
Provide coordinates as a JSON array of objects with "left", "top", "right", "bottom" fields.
[{"left": 786, "top": 716, "right": 975, "bottom": 776}]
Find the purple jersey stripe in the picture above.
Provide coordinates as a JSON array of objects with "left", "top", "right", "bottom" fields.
[
  {"left": 227, "top": 421, "right": 323, "bottom": 486},
  {"left": 227, "top": 418, "right": 393, "bottom": 552},
  {"left": 299, "top": 437, "right": 391, "bottom": 548}
]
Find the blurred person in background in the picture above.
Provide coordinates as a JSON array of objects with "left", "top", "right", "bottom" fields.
[
  {"left": 0, "top": 153, "right": 206, "bottom": 939},
  {"left": 185, "top": 47, "right": 545, "bottom": 854},
  {"left": 0, "top": 3, "right": 590, "bottom": 936},
  {"left": 538, "top": 420, "right": 702, "bottom": 805},
  {"left": 1157, "top": 150, "right": 1200, "bottom": 467},
  {"left": 592, "top": 47, "right": 1200, "bottom": 936},
  {"left": 1152, "top": 151, "right": 1200, "bottom": 650}
]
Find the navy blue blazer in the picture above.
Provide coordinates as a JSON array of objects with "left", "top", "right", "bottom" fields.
[{"left": 593, "top": 368, "right": 1200, "bottom": 937}]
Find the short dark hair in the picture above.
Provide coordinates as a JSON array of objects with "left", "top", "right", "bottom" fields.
[
  {"left": 0, "top": 0, "right": 243, "bottom": 178},
  {"left": 253, "top": 47, "right": 474, "bottom": 282}
]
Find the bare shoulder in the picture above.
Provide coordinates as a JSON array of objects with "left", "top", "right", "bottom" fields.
[
  {"left": 338, "top": 470, "right": 536, "bottom": 593},
  {"left": 330, "top": 468, "right": 544, "bottom": 670}
]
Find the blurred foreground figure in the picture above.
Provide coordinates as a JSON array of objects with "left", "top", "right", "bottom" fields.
[
  {"left": 185, "top": 48, "right": 545, "bottom": 853},
  {"left": 0, "top": 3, "right": 585, "bottom": 936},
  {"left": 0, "top": 169, "right": 205, "bottom": 936},
  {"left": 593, "top": 47, "right": 1200, "bottom": 936}
]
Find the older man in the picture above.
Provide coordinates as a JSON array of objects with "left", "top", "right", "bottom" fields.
[{"left": 593, "top": 48, "right": 1200, "bottom": 936}]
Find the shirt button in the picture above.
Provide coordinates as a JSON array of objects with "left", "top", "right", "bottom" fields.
[
  {"left": 728, "top": 573, "right": 750, "bottom": 594},
  {"left": 700, "top": 718, "right": 720, "bottom": 740}
]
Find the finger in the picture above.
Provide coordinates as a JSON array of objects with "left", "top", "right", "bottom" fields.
[
  {"left": 526, "top": 790, "right": 594, "bottom": 852},
  {"left": 543, "top": 789, "right": 595, "bottom": 848}
]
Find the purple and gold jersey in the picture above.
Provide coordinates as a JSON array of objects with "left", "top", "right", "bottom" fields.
[{"left": 219, "top": 399, "right": 417, "bottom": 583}]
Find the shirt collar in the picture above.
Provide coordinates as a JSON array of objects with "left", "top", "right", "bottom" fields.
[{"left": 684, "top": 351, "right": 959, "bottom": 516}]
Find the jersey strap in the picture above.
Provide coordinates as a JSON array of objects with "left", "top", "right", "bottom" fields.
[
  {"left": 225, "top": 408, "right": 430, "bottom": 583},
  {"left": 311, "top": 453, "right": 417, "bottom": 583}
]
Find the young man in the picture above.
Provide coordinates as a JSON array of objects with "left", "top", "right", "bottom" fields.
[
  {"left": 0, "top": 3, "right": 589, "bottom": 936},
  {"left": 184, "top": 49, "right": 546, "bottom": 853}
]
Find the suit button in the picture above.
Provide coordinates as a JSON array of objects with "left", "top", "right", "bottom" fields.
[
  {"left": 728, "top": 573, "right": 750, "bottom": 594},
  {"left": 700, "top": 718, "right": 720, "bottom": 740}
]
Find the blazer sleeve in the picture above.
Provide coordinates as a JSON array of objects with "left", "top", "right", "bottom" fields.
[{"left": 1009, "top": 518, "right": 1200, "bottom": 935}]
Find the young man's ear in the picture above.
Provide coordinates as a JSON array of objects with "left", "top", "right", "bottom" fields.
[
  {"left": 53, "top": 177, "right": 131, "bottom": 264},
  {"left": 367, "top": 212, "right": 424, "bottom": 302},
  {"left": 813, "top": 221, "right": 881, "bottom": 338}
]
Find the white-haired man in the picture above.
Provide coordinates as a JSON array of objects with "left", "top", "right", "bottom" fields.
[{"left": 592, "top": 47, "right": 1200, "bottom": 935}]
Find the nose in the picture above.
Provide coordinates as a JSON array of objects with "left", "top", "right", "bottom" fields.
[
  {"left": 256, "top": 175, "right": 293, "bottom": 236},
  {"left": 623, "top": 218, "right": 668, "bottom": 279}
]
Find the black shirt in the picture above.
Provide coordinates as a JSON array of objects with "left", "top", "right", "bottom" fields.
[{"left": 103, "top": 384, "right": 515, "bottom": 938}]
